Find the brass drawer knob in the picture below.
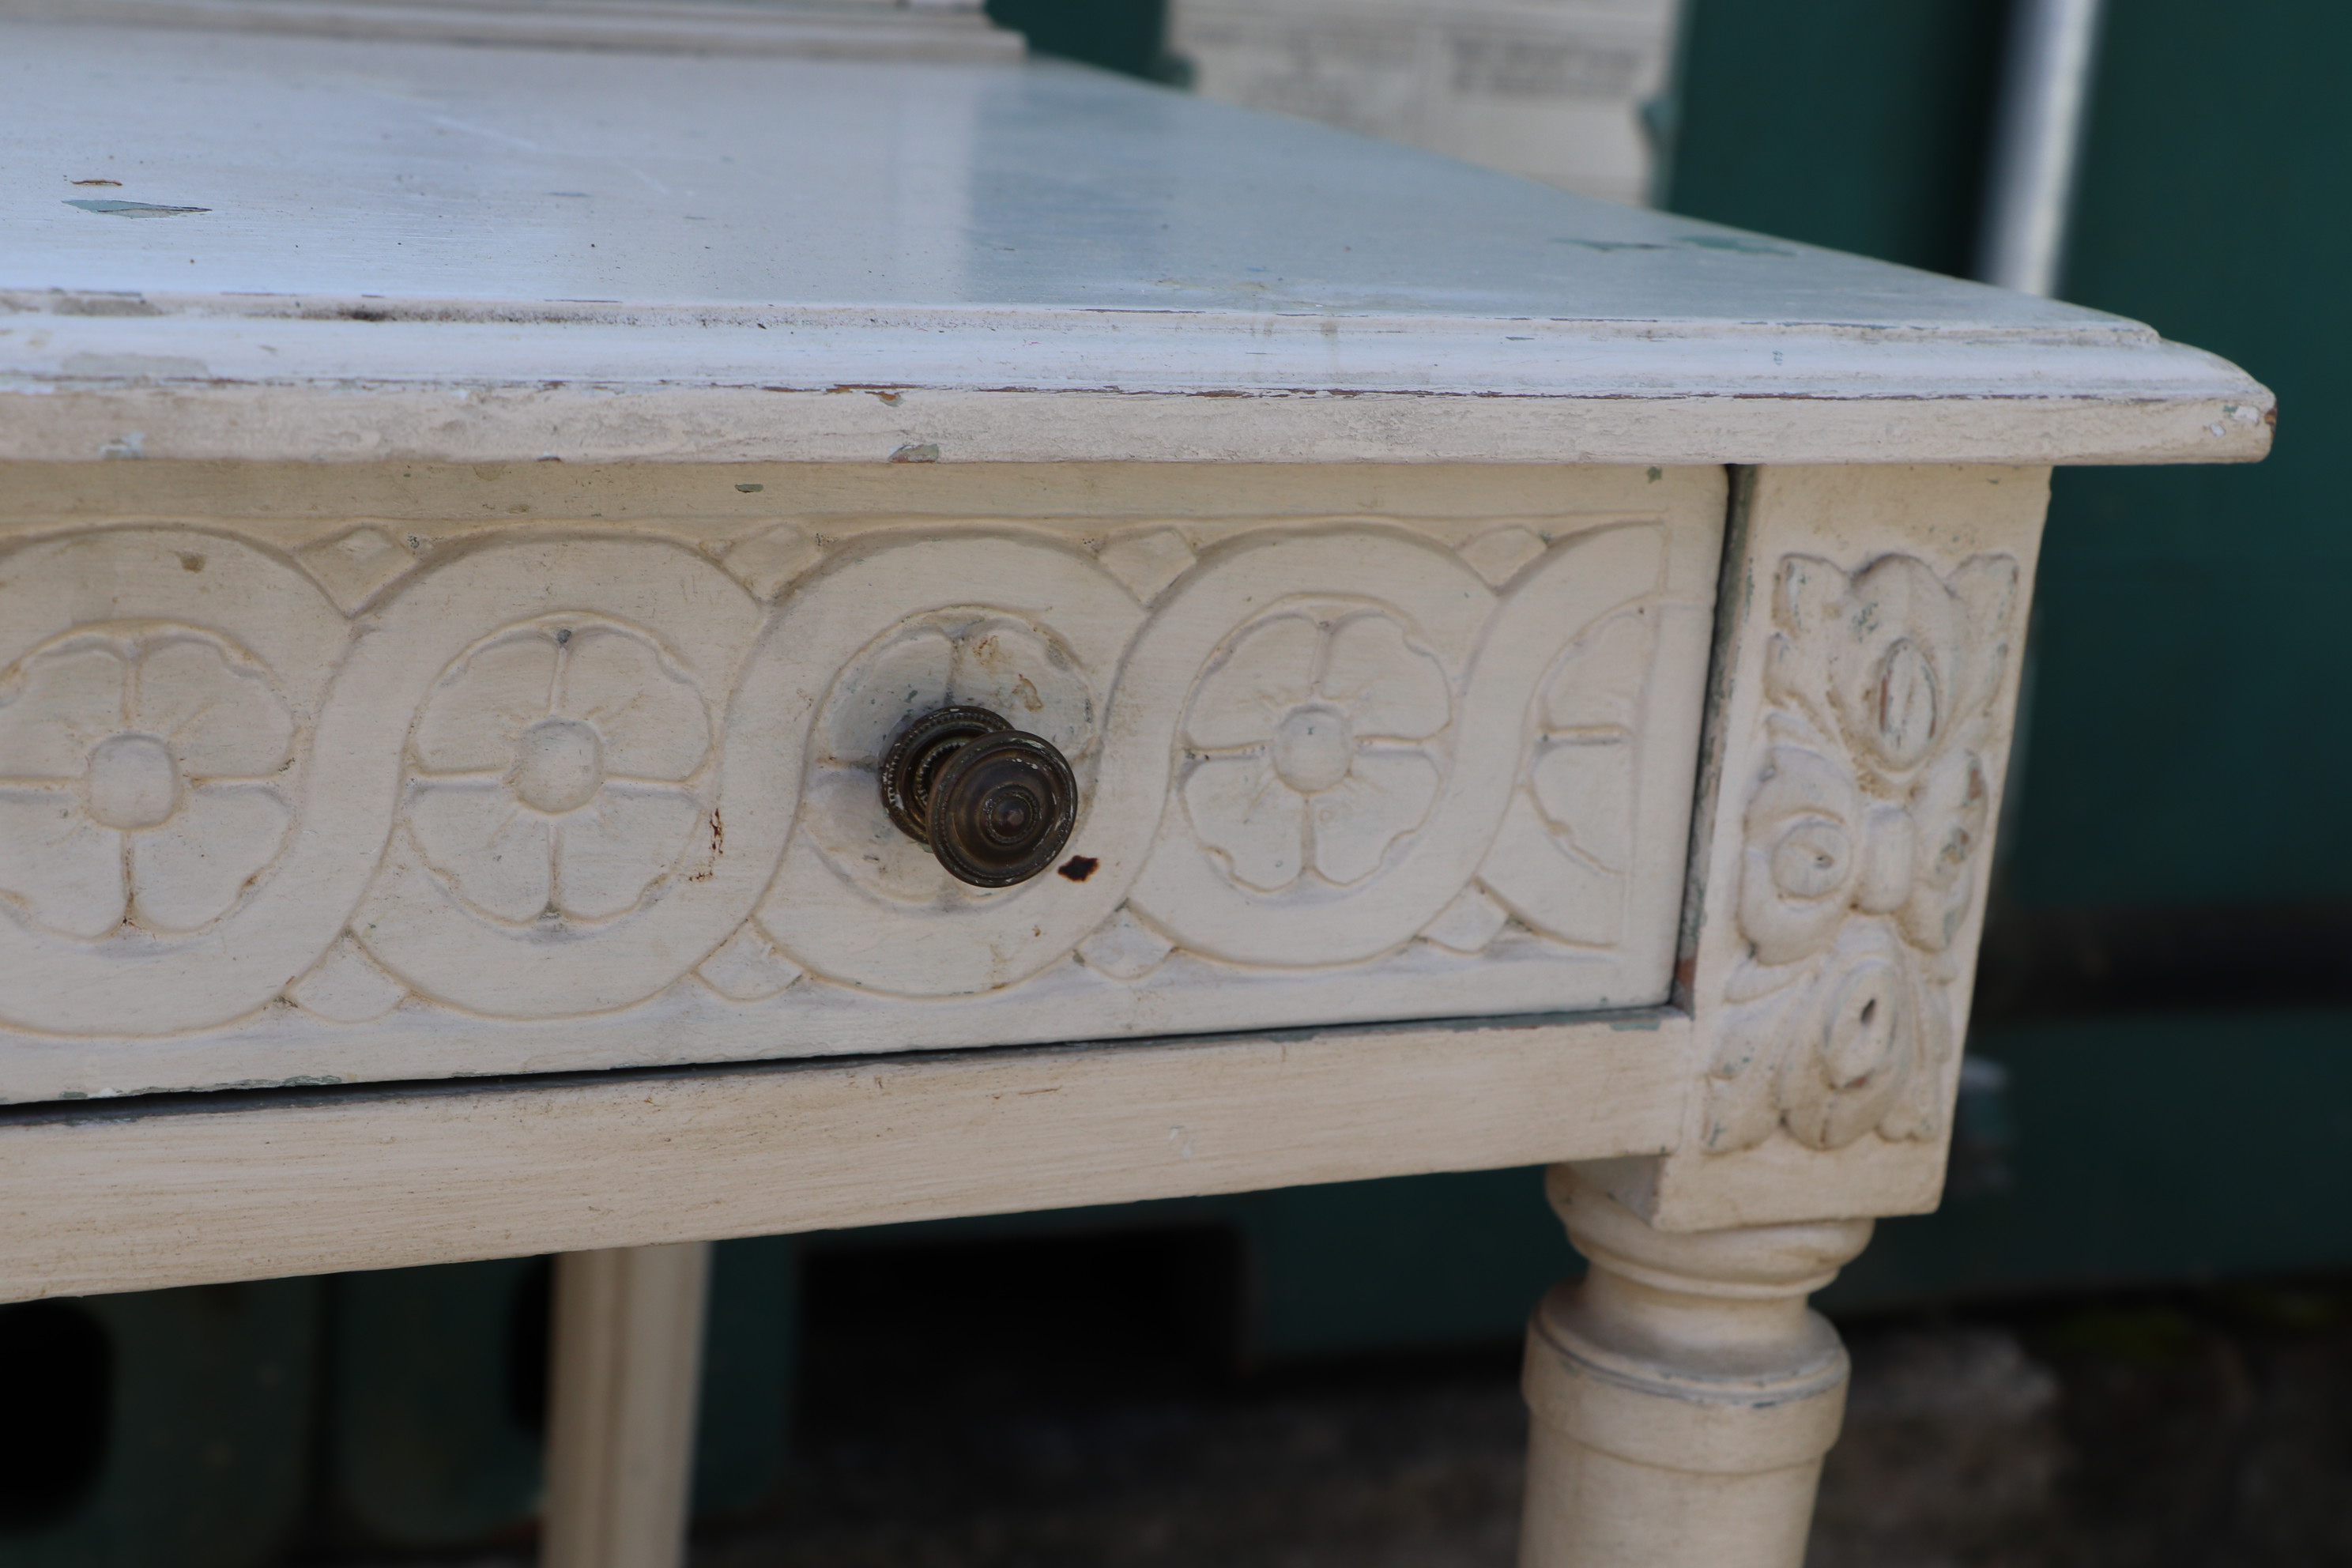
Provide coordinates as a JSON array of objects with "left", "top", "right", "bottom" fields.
[{"left": 879, "top": 705, "right": 1078, "bottom": 888}]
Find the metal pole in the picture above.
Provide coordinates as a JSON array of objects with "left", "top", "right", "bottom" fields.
[
  {"left": 1975, "top": 0, "right": 2107, "bottom": 296},
  {"left": 1977, "top": 0, "right": 2105, "bottom": 891}
]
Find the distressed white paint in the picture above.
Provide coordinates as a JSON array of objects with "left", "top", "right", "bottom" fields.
[
  {"left": 1587, "top": 465, "right": 2054, "bottom": 1235},
  {"left": 0, "top": 21, "right": 2267, "bottom": 467},
  {"left": 0, "top": 1009, "right": 1686, "bottom": 1302},
  {"left": 0, "top": 22, "right": 2281, "bottom": 1565},
  {"left": 0, "top": 466, "right": 1722, "bottom": 1102}
]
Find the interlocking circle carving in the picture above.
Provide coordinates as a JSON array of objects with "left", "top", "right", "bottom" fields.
[
  {"left": 1126, "top": 524, "right": 1668, "bottom": 968},
  {"left": 0, "top": 530, "right": 352, "bottom": 1036},
  {"left": 349, "top": 539, "right": 786, "bottom": 1019},
  {"left": 0, "top": 518, "right": 1688, "bottom": 1038},
  {"left": 752, "top": 533, "right": 1150, "bottom": 997}
]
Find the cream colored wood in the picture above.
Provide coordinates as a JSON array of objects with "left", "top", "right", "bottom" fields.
[
  {"left": 544, "top": 1242, "right": 712, "bottom": 1568},
  {"left": 1520, "top": 1167, "right": 1871, "bottom": 1568},
  {"left": 0, "top": 1010, "right": 1683, "bottom": 1303},
  {"left": 1589, "top": 464, "right": 2052, "bottom": 1234},
  {"left": 0, "top": 461, "right": 1721, "bottom": 1102}
]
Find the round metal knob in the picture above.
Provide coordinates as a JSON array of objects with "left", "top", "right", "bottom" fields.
[{"left": 879, "top": 705, "right": 1079, "bottom": 888}]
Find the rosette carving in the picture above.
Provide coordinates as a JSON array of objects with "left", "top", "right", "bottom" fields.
[
  {"left": 0, "top": 631, "right": 295, "bottom": 938},
  {"left": 406, "top": 621, "right": 712, "bottom": 924},
  {"left": 0, "top": 513, "right": 1712, "bottom": 1078},
  {"left": 0, "top": 530, "right": 356, "bottom": 1038},
  {"left": 349, "top": 538, "right": 786, "bottom": 1020},
  {"left": 1706, "top": 552, "right": 2018, "bottom": 1153},
  {"left": 1181, "top": 608, "right": 1451, "bottom": 892}
]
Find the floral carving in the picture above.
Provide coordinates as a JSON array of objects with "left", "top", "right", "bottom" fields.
[
  {"left": 1706, "top": 553, "right": 2017, "bottom": 1153},
  {"left": 0, "top": 518, "right": 1700, "bottom": 1091},
  {"left": 1181, "top": 609, "right": 1450, "bottom": 891},
  {"left": 405, "top": 620, "right": 712, "bottom": 924},
  {"left": 0, "top": 631, "right": 295, "bottom": 937}
]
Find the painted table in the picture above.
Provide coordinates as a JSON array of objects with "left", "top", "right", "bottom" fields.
[{"left": 0, "top": 8, "right": 2270, "bottom": 1565}]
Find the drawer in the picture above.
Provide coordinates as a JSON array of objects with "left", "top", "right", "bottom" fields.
[{"left": 0, "top": 461, "right": 1722, "bottom": 1100}]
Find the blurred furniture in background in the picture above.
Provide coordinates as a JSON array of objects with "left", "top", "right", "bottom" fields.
[{"left": 1170, "top": 0, "right": 1681, "bottom": 205}]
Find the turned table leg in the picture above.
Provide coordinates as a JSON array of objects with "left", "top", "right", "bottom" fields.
[
  {"left": 542, "top": 1242, "right": 714, "bottom": 1568},
  {"left": 1519, "top": 1167, "right": 1874, "bottom": 1568}
]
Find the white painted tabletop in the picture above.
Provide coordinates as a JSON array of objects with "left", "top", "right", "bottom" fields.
[{"left": 0, "top": 17, "right": 2271, "bottom": 466}]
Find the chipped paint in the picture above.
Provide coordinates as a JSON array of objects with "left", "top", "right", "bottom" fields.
[{"left": 63, "top": 198, "right": 210, "bottom": 217}]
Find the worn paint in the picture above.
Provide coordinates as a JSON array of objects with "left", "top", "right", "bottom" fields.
[{"left": 63, "top": 198, "right": 209, "bottom": 217}]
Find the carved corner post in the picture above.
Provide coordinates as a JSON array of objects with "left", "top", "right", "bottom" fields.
[
  {"left": 1519, "top": 464, "right": 2051, "bottom": 1567},
  {"left": 542, "top": 1242, "right": 714, "bottom": 1568}
]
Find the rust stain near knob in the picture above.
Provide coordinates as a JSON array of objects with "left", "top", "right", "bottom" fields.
[{"left": 880, "top": 705, "right": 1078, "bottom": 888}]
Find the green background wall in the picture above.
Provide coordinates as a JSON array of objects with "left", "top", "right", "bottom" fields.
[{"left": 1672, "top": 0, "right": 2352, "bottom": 911}]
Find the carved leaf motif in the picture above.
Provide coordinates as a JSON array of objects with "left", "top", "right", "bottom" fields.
[
  {"left": 129, "top": 786, "right": 292, "bottom": 933},
  {"left": 1320, "top": 616, "right": 1449, "bottom": 741},
  {"left": 1310, "top": 752, "right": 1441, "bottom": 885},
  {"left": 296, "top": 526, "right": 416, "bottom": 612},
  {"left": 1094, "top": 527, "right": 1196, "bottom": 604},
  {"left": 288, "top": 936, "right": 409, "bottom": 1023},
  {"left": 1542, "top": 612, "right": 1652, "bottom": 733},
  {"left": 1715, "top": 552, "right": 2017, "bottom": 1154},
  {"left": 1421, "top": 883, "right": 1510, "bottom": 954},
  {"left": 1771, "top": 552, "right": 2018, "bottom": 788},
  {"left": 1530, "top": 741, "right": 1634, "bottom": 873},
  {"left": 1182, "top": 756, "right": 1304, "bottom": 892},
  {"left": 0, "top": 644, "right": 128, "bottom": 778},
  {"left": 1899, "top": 747, "right": 1991, "bottom": 952},
  {"left": 1481, "top": 605, "right": 1655, "bottom": 945},
  {"left": 1707, "top": 923, "right": 1950, "bottom": 1155},
  {"left": 1770, "top": 923, "right": 1924, "bottom": 1152},
  {"left": 554, "top": 789, "right": 704, "bottom": 922},
  {"left": 1076, "top": 906, "right": 1176, "bottom": 981},
  {"left": 408, "top": 784, "right": 552, "bottom": 923},
  {"left": 697, "top": 925, "right": 803, "bottom": 1002},
  {"left": 0, "top": 791, "right": 124, "bottom": 938},
  {"left": 1459, "top": 526, "right": 1547, "bottom": 587},
  {"left": 1186, "top": 615, "right": 1319, "bottom": 749},
  {"left": 560, "top": 630, "right": 710, "bottom": 782},
  {"left": 413, "top": 635, "right": 556, "bottom": 774},
  {"left": 723, "top": 523, "right": 821, "bottom": 602},
  {"left": 134, "top": 638, "right": 295, "bottom": 778}
]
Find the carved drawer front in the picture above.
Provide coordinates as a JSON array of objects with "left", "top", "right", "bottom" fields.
[{"left": 0, "top": 469, "right": 1724, "bottom": 1101}]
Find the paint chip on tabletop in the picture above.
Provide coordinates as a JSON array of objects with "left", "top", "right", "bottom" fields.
[{"left": 65, "top": 199, "right": 211, "bottom": 217}]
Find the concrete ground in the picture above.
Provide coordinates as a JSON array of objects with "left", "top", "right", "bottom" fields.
[{"left": 689, "top": 1268, "right": 2352, "bottom": 1568}]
